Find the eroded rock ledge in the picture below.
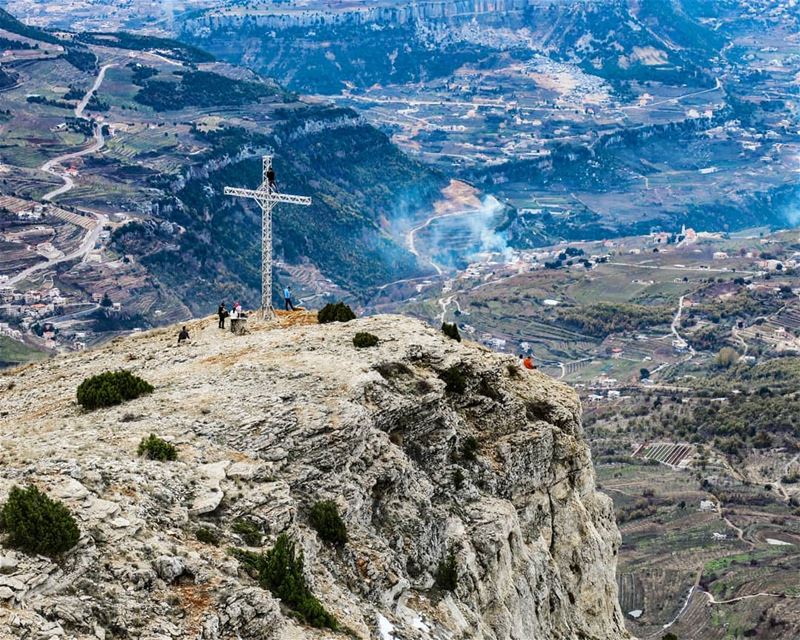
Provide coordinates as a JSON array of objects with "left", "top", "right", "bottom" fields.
[{"left": 0, "top": 313, "right": 628, "bottom": 639}]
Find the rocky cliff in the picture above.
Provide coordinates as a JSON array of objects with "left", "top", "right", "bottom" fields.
[
  {"left": 0, "top": 313, "right": 629, "bottom": 639},
  {"left": 183, "top": 0, "right": 560, "bottom": 31}
]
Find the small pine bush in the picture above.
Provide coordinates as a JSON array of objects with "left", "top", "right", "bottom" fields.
[
  {"left": 439, "top": 365, "right": 467, "bottom": 395},
  {"left": 317, "top": 302, "right": 356, "bottom": 324},
  {"left": 0, "top": 485, "right": 80, "bottom": 557},
  {"left": 137, "top": 434, "right": 177, "bottom": 461},
  {"left": 435, "top": 550, "right": 458, "bottom": 591},
  {"left": 232, "top": 534, "right": 338, "bottom": 630},
  {"left": 309, "top": 500, "right": 347, "bottom": 547},
  {"left": 441, "top": 322, "right": 461, "bottom": 342},
  {"left": 352, "top": 332, "right": 379, "bottom": 348},
  {"left": 461, "top": 436, "right": 480, "bottom": 461},
  {"left": 232, "top": 518, "right": 263, "bottom": 546},
  {"left": 196, "top": 526, "right": 220, "bottom": 546},
  {"left": 77, "top": 370, "right": 153, "bottom": 410},
  {"left": 452, "top": 468, "right": 465, "bottom": 490}
]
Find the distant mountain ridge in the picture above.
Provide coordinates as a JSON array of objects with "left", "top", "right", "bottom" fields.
[{"left": 179, "top": 0, "right": 721, "bottom": 94}]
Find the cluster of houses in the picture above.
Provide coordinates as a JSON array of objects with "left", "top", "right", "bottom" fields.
[
  {"left": 0, "top": 321, "right": 23, "bottom": 342},
  {"left": 0, "top": 287, "right": 71, "bottom": 350},
  {"left": 0, "top": 281, "right": 125, "bottom": 352},
  {"left": 1, "top": 286, "right": 67, "bottom": 318}
]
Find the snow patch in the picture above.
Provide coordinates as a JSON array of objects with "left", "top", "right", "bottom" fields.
[{"left": 377, "top": 613, "right": 397, "bottom": 640}]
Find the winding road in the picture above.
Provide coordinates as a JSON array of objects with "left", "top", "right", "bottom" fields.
[
  {"left": 41, "top": 63, "right": 114, "bottom": 202},
  {"left": 2, "top": 209, "right": 107, "bottom": 288},
  {"left": 404, "top": 207, "right": 481, "bottom": 276},
  {"left": 671, "top": 294, "right": 696, "bottom": 358},
  {"left": 1, "top": 65, "right": 113, "bottom": 289}
]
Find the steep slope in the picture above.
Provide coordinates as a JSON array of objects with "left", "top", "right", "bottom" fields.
[{"left": 0, "top": 314, "right": 628, "bottom": 639}]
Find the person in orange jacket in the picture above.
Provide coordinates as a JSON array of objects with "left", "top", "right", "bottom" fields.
[{"left": 521, "top": 354, "right": 536, "bottom": 370}]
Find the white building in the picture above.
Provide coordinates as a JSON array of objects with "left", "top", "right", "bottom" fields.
[{"left": 700, "top": 500, "right": 717, "bottom": 512}]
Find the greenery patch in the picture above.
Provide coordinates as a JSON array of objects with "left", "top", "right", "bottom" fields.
[
  {"left": 452, "top": 468, "right": 465, "bottom": 490},
  {"left": 134, "top": 70, "right": 278, "bottom": 111},
  {"left": 309, "top": 500, "right": 347, "bottom": 547},
  {"left": 556, "top": 302, "right": 671, "bottom": 338},
  {"left": 434, "top": 550, "right": 458, "bottom": 591},
  {"left": 232, "top": 519, "right": 263, "bottom": 547},
  {"left": 77, "top": 32, "right": 214, "bottom": 63},
  {"left": 460, "top": 436, "right": 480, "bottom": 461},
  {"left": 0, "top": 485, "right": 79, "bottom": 557},
  {"left": 439, "top": 365, "right": 467, "bottom": 395},
  {"left": 137, "top": 434, "right": 177, "bottom": 461},
  {"left": 195, "top": 527, "right": 220, "bottom": 546},
  {"left": 318, "top": 302, "right": 356, "bottom": 324},
  {"left": 352, "top": 332, "right": 378, "bottom": 348},
  {"left": 232, "top": 534, "right": 338, "bottom": 629},
  {"left": 77, "top": 370, "right": 153, "bottom": 410},
  {"left": 441, "top": 322, "right": 461, "bottom": 342}
]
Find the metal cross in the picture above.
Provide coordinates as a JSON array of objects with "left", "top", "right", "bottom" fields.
[{"left": 224, "top": 155, "right": 311, "bottom": 318}]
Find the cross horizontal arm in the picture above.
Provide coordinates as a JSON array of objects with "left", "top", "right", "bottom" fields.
[
  {"left": 224, "top": 186, "right": 312, "bottom": 207},
  {"left": 223, "top": 186, "right": 263, "bottom": 199},
  {"left": 270, "top": 193, "right": 312, "bottom": 206}
]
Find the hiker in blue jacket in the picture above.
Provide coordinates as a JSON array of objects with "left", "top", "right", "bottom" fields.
[{"left": 284, "top": 286, "right": 295, "bottom": 311}]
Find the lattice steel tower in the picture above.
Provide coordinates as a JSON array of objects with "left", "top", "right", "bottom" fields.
[{"left": 224, "top": 155, "right": 311, "bottom": 318}]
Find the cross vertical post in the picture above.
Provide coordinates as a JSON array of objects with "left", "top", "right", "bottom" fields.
[{"left": 224, "top": 155, "right": 312, "bottom": 319}]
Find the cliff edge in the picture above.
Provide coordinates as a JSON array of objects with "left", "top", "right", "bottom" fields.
[{"left": 0, "top": 313, "right": 629, "bottom": 639}]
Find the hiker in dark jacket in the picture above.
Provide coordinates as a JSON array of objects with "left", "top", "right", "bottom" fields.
[
  {"left": 178, "top": 326, "right": 190, "bottom": 344},
  {"left": 218, "top": 303, "right": 228, "bottom": 329}
]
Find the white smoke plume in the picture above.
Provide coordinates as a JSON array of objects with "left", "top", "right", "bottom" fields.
[
  {"left": 464, "top": 194, "right": 513, "bottom": 260},
  {"left": 782, "top": 154, "right": 800, "bottom": 225}
]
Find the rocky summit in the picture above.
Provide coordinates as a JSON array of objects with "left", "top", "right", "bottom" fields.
[{"left": 0, "top": 313, "right": 628, "bottom": 640}]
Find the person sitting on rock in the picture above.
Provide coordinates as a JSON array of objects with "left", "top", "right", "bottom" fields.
[
  {"left": 521, "top": 354, "right": 536, "bottom": 370},
  {"left": 178, "top": 326, "right": 190, "bottom": 344}
]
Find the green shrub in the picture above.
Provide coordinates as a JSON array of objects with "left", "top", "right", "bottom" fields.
[
  {"left": 0, "top": 485, "right": 79, "bottom": 557},
  {"left": 352, "top": 332, "right": 379, "bottom": 348},
  {"left": 439, "top": 365, "right": 467, "bottom": 395},
  {"left": 461, "top": 436, "right": 479, "bottom": 461},
  {"left": 441, "top": 322, "right": 461, "bottom": 342},
  {"left": 317, "top": 302, "right": 356, "bottom": 324},
  {"left": 434, "top": 550, "right": 458, "bottom": 591},
  {"left": 137, "top": 434, "right": 177, "bottom": 461},
  {"left": 196, "top": 526, "right": 220, "bottom": 546},
  {"left": 77, "top": 370, "right": 153, "bottom": 410},
  {"left": 232, "top": 534, "right": 338, "bottom": 629},
  {"left": 452, "top": 468, "right": 465, "bottom": 490},
  {"left": 232, "top": 518, "right": 263, "bottom": 546},
  {"left": 309, "top": 500, "right": 347, "bottom": 547}
]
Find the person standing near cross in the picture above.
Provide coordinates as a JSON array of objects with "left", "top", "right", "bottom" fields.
[{"left": 224, "top": 155, "right": 311, "bottom": 319}]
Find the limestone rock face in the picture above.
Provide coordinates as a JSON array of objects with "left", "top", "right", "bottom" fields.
[{"left": 0, "top": 314, "right": 629, "bottom": 639}]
